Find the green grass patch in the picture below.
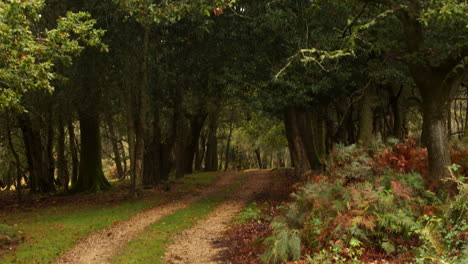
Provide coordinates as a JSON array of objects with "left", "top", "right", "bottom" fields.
[
  {"left": 110, "top": 195, "right": 223, "bottom": 264},
  {"left": 232, "top": 202, "right": 263, "bottom": 224},
  {"left": 0, "top": 196, "right": 166, "bottom": 264}
]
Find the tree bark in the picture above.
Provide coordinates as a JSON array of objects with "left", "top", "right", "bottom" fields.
[
  {"left": 358, "top": 88, "right": 375, "bottom": 147},
  {"left": 57, "top": 117, "right": 69, "bottom": 190},
  {"left": 224, "top": 110, "right": 234, "bottom": 171},
  {"left": 132, "top": 26, "right": 151, "bottom": 197},
  {"left": 106, "top": 115, "right": 124, "bottom": 180},
  {"left": 184, "top": 113, "right": 207, "bottom": 173},
  {"left": 6, "top": 115, "right": 22, "bottom": 200},
  {"left": 464, "top": 89, "right": 468, "bottom": 140},
  {"left": 143, "top": 109, "right": 162, "bottom": 185},
  {"left": 254, "top": 148, "right": 262, "bottom": 169},
  {"left": 393, "top": 0, "right": 467, "bottom": 186},
  {"left": 204, "top": 111, "right": 219, "bottom": 171},
  {"left": 19, "top": 114, "right": 55, "bottom": 193},
  {"left": 73, "top": 111, "right": 111, "bottom": 192},
  {"left": 284, "top": 108, "right": 311, "bottom": 177},
  {"left": 67, "top": 120, "right": 79, "bottom": 186}
]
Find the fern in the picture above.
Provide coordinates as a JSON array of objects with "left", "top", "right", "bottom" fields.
[
  {"left": 261, "top": 227, "right": 301, "bottom": 264},
  {"left": 419, "top": 222, "right": 446, "bottom": 257}
]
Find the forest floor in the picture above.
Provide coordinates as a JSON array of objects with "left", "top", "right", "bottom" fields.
[
  {"left": 1, "top": 169, "right": 296, "bottom": 264},
  {"left": 56, "top": 171, "right": 242, "bottom": 264}
]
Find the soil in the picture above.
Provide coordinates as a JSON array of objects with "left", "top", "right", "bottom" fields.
[{"left": 163, "top": 170, "right": 273, "bottom": 264}]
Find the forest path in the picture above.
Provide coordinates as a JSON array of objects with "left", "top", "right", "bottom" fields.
[
  {"left": 163, "top": 170, "right": 272, "bottom": 264},
  {"left": 55, "top": 172, "right": 241, "bottom": 264}
]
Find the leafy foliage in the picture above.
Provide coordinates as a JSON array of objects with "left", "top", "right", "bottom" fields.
[
  {"left": 0, "top": 0, "right": 107, "bottom": 111},
  {"left": 261, "top": 142, "right": 468, "bottom": 263}
]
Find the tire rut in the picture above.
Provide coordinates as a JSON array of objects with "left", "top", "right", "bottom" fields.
[
  {"left": 55, "top": 172, "right": 239, "bottom": 264},
  {"left": 163, "top": 170, "right": 273, "bottom": 264}
]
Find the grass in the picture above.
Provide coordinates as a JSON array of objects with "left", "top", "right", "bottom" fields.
[
  {"left": 0, "top": 172, "right": 221, "bottom": 264},
  {"left": 0, "top": 196, "right": 166, "bottom": 264}
]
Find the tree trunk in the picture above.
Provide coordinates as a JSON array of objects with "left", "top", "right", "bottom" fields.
[
  {"left": 204, "top": 111, "right": 219, "bottom": 171},
  {"left": 19, "top": 114, "right": 55, "bottom": 193},
  {"left": 224, "top": 112, "right": 234, "bottom": 171},
  {"left": 358, "top": 88, "right": 375, "bottom": 147},
  {"left": 194, "top": 136, "right": 202, "bottom": 171},
  {"left": 106, "top": 115, "right": 124, "bottom": 180},
  {"left": 284, "top": 108, "right": 311, "bottom": 177},
  {"left": 464, "top": 92, "right": 468, "bottom": 141},
  {"left": 196, "top": 133, "right": 207, "bottom": 170},
  {"left": 6, "top": 115, "right": 22, "bottom": 200},
  {"left": 254, "top": 148, "right": 262, "bottom": 169},
  {"left": 132, "top": 26, "right": 151, "bottom": 197},
  {"left": 308, "top": 108, "right": 327, "bottom": 166},
  {"left": 57, "top": 118, "right": 69, "bottom": 190},
  {"left": 297, "top": 110, "right": 321, "bottom": 169},
  {"left": 143, "top": 109, "right": 162, "bottom": 185},
  {"left": 184, "top": 114, "right": 207, "bottom": 173},
  {"left": 447, "top": 102, "right": 453, "bottom": 137},
  {"left": 68, "top": 120, "right": 79, "bottom": 186},
  {"left": 174, "top": 117, "right": 188, "bottom": 178},
  {"left": 73, "top": 111, "right": 111, "bottom": 192},
  {"left": 421, "top": 97, "right": 451, "bottom": 188}
]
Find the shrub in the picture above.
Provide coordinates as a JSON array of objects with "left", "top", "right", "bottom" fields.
[{"left": 261, "top": 142, "right": 467, "bottom": 263}]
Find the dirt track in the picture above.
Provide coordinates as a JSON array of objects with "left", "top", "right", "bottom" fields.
[
  {"left": 164, "top": 170, "right": 272, "bottom": 264},
  {"left": 55, "top": 172, "right": 241, "bottom": 264}
]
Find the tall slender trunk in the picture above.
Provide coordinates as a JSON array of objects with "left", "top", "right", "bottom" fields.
[
  {"left": 447, "top": 102, "right": 453, "bottom": 138},
  {"left": 195, "top": 134, "right": 207, "bottom": 171},
  {"left": 224, "top": 109, "right": 234, "bottom": 171},
  {"left": 67, "top": 121, "right": 79, "bottom": 186},
  {"left": 204, "top": 111, "right": 219, "bottom": 171},
  {"left": 254, "top": 148, "right": 262, "bottom": 169},
  {"left": 184, "top": 114, "right": 207, "bottom": 173},
  {"left": 106, "top": 115, "right": 124, "bottom": 180},
  {"left": 57, "top": 118, "right": 69, "bottom": 190},
  {"left": 143, "top": 109, "right": 162, "bottom": 185},
  {"left": 464, "top": 89, "right": 468, "bottom": 140},
  {"left": 6, "top": 115, "right": 22, "bottom": 200},
  {"left": 133, "top": 26, "right": 151, "bottom": 197},
  {"left": 19, "top": 114, "right": 55, "bottom": 193},
  {"left": 358, "top": 87, "right": 375, "bottom": 147}
]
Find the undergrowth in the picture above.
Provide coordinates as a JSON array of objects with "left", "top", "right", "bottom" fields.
[{"left": 262, "top": 141, "right": 468, "bottom": 264}]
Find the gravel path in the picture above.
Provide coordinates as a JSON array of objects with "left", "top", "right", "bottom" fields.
[
  {"left": 55, "top": 172, "right": 239, "bottom": 264},
  {"left": 163, "top": 170, "right": 272, "bottom": 264}
]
